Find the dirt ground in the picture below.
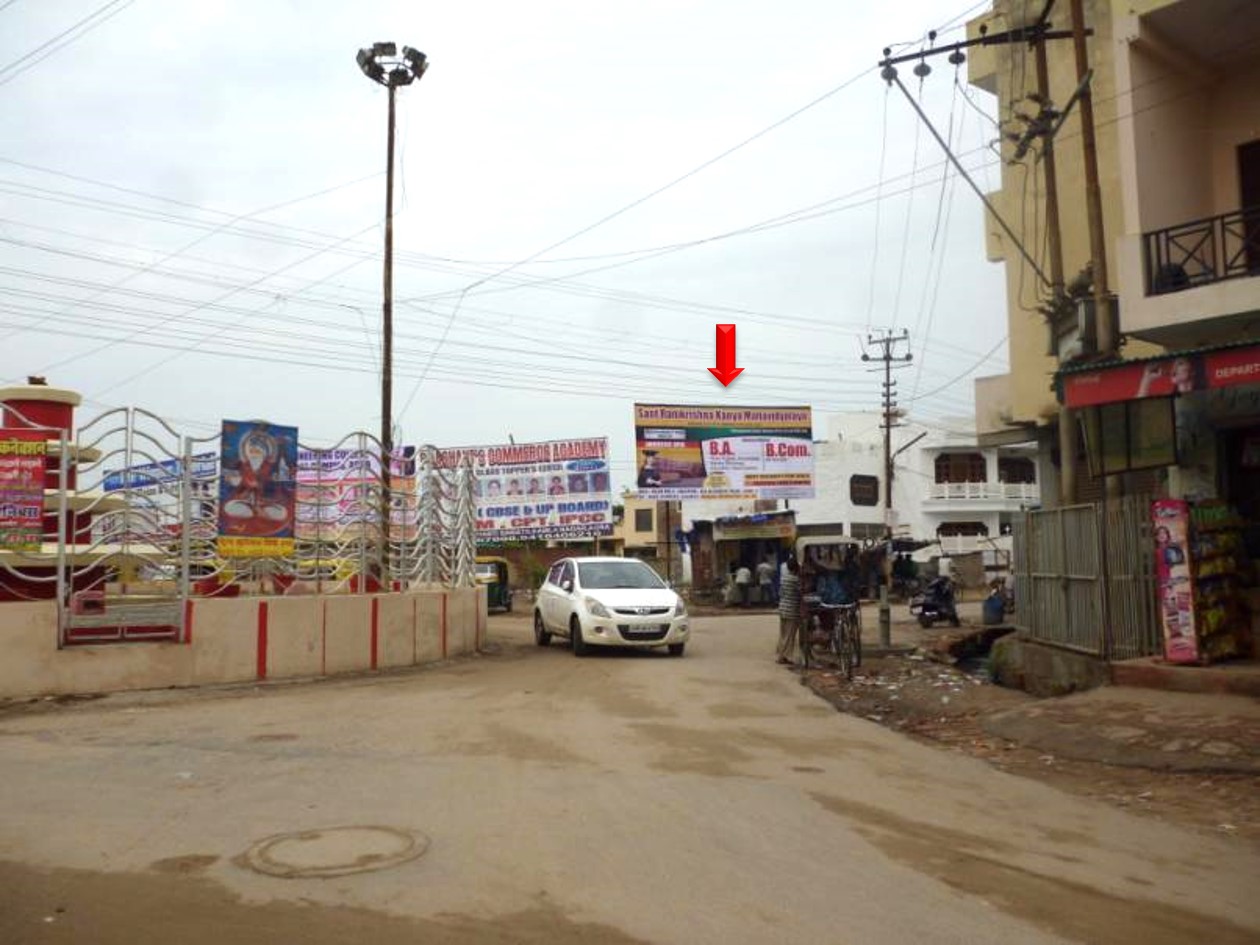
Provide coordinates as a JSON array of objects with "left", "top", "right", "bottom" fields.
[{"left": 801, "top": 652, "right": 1260, "bottom": 846}]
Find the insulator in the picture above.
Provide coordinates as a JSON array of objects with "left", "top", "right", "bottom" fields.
[
  {"left": 913, "top": 60, "right": 931, "bottom": 79},
  {"left": 948, "top": 49, "right": 966, "bottom": 66},
  {"left": 881, "top": 64, "right": 898, "bottom": 82}
]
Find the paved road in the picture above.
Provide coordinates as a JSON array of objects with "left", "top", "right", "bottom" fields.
[{"left": 1, "top": 613, "right": 1256, "bottom": 945}]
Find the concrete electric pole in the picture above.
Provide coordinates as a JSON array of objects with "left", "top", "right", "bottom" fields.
[{"left": 863, "top": 329, "right": 912, "bottom": 648}]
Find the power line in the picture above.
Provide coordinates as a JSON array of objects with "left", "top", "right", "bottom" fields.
[
  {"left": 906, "top": 335, "right": 1007, "bottom": 402},
  {"left": 0, "top": 171, "right": 382, "bottom": 349},
  {"left": 864, "top": 87, "right": 891, "bottom": 329},
  {"left": 0, "top": 0, "right": 134, "bottom": 88}
]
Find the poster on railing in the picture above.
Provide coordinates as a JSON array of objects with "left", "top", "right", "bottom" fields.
[
  {"left": 632, "top": 403, "right": 814, "bottom": 500},
  {"left": 433, "top": 438, "right": 613, "bottom": 541},
  {"left": 1152, "top": 498, "right": 1199, "bottom": 664},
  {"left": 294, "top": 445, "right": 417, "bottom": 541},
  {"left": 103, "top": 452, "right": 218, "bottom": 498},
  {"left": 0, "top": 430, "right": 47, "bottom": 552},
  {"left": 218, "top": 420, "right": 298, "bottom": 558}
]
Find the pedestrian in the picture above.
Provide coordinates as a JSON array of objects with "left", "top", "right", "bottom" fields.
[
  {"left": 735, "top": 563, "right": 752, "bottom": 607},
  {"left": 756, "top": 557, "right": 776, "bottom": 606},
  {"left": 776, "top": 557, "right": 802, "bottom": 665}
]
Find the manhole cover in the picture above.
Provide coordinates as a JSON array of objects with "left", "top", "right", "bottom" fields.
[{"left": 241, "top": 826, "right": 429, "bottom": 878}]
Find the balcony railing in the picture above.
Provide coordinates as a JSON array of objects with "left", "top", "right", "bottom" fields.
[
  {"left": 1143, "top": 205, "right": 1260, "bottom": 296},
  {"left": 927, "top": 481, "right": 1040, "bottom": 502}
]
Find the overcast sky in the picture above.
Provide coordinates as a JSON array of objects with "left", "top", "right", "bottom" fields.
[{"left": 0, "top": 0, "right": 1011, "bottom": 489}]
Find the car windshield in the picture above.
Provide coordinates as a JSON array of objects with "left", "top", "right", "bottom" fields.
[{"left": 577, "top": 561, "right": 665, "bottom": 590}]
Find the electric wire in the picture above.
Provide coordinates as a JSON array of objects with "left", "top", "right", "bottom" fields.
[{"left": 0, "top": 0, "right": 134, "bottom": 88}]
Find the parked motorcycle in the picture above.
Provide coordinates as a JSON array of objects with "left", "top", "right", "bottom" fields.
[{"left": 909, "top": 576, "right": 961, "bottom": 628}]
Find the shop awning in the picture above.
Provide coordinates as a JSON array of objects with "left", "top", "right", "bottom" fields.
[
  {"left": 1056, "top": 340, "right": 1260, "bottom": 409},
  {"left": 712, "top": 511, "right": 795, "bottom": 541}
]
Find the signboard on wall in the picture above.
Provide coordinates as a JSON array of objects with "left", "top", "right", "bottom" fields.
[
  {"left": 433, "top": 438, "right": 612, "bottom": 542},
  {"left": 218, "top": 420, "right": 298, "bottom": 558},
  {"left": 633, "top": 403, "right": 814, "bottom": 500},
  {"left": 1061, "top": 342, "right": 1260, "bottom": 409},
  {"left": 0, "top": 430, "right": 46, "bottom": 551}
]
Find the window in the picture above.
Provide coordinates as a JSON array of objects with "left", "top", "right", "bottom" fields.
[
  {"left": 546, "top": 563, "right": 565, "bottom": 586},
  {"left": 935, "top": 452, "right": 987, "bottom": 483},
  {"left": 1080, "top": 398, "right": 1177, "bottom": 477},
  {"left": 577, "top": 559, "right": 664, "bottom": 590},
  {"left": 849, "top": 474, "right": 880, "bottom": 506},
  {"left": 559, "top": 561, "right": 574, "bottom": 587},
  {"left": 634, "top": 508, "right": 654, "bottom": 532},
  {"left": 937, "top": 522, "right": 989, "bottom": 537},
  {"left": 998, "top": 457, "right": 1036, "bottom": 484},
  {"left": 849, "top": 522, "right": 885, "bottom": 540}
]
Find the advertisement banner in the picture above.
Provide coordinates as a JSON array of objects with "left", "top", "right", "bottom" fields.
[
  {"left": 0, "top": 430, "right": 47, "bottom": 551},
  {"left": 294, "top": 446, "right": 416, "bottom": 541},
  {"left": 433, "top": 438, "right": 612, "bottom": 542},
  {"left": 1152, "top": 498, "right": 1199, "bottom": 664},
  {"left": 218, "top": 420, "right": 298, "bottom": 558},
  {"left": 1061, "top": 342, "right": 1260, "bottom": 408},
  {"left": 103, "top": 452, "right": 218, "bottom": 498},
  {"left": 633, "top": 404, "right": 814, "bottom": 500}
]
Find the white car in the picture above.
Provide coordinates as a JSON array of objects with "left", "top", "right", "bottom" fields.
[{"left": 534, "top": 556, "right": 690, "bottom": 657}]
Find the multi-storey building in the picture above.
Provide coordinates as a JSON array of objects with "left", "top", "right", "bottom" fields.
[{"left": 968, "top": 0, "right": 1260, "bottom": 512}]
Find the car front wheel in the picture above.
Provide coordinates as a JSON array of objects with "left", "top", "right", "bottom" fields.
[
  {"left": 534, "top": 612, "right": 551, "bottom": 647},
  {"left": 571, "top": 616, "right": 590, "bottom": 657}
]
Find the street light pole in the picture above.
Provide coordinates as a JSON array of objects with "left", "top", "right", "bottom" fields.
[
  {"left": 382, "top": 79, "right": 396, "bottom": 542},
  {"left": 357, "top": 41, "right": 428, "bottom": 583}
]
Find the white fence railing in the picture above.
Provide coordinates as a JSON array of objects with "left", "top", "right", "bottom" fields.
[{"left": 927, "top": 481, "right": 1040, "bottom": 502}]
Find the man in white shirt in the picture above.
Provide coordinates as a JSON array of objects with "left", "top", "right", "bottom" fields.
[
  {"left": 735, "top": 564, "right": 752, "bottom": 607},
  {"left": 756, "top": 558, "right": 777, "bottom": 606}
]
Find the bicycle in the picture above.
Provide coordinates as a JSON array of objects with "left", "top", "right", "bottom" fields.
[
  {"left": 828, "top": 602, "right": 861, "bottom": 680},
  {"left": 799, "top": 598, "right": 862, "bottom": 679}
]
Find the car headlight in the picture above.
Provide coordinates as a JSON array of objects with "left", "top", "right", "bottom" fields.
[
  {"left": 584, "top": 596, "right": 612, "bottom": 618},
  {"left": 674, "top": 598, "right": 687, "bottom": 618}
]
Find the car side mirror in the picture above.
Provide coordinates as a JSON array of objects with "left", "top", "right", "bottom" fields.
[{"left": 561, "top": 580, "right": 574, "bottom": 593}]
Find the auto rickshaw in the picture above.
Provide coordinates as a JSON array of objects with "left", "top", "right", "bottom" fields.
[{"left": 475, "top": 556, "right": 513, "bottom": 612}]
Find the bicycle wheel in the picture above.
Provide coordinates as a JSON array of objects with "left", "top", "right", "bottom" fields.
[
  {"left": 850, "top": 611, "right": 862, "bottom": 669},
  {"left": 837, "top": 623, "right": 854, "bottom": 679},
  {"left": 798, "top": 617, "right": 812, "bottom": 670}
]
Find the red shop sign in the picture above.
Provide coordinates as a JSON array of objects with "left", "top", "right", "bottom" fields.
[{"left": 1061, "top": 343, "right": 1260, "bottom": 408}]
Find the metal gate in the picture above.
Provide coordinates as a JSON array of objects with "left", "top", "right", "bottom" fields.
[{"left": 1012, "top": 495, "right": 1160, "bottom": 660}]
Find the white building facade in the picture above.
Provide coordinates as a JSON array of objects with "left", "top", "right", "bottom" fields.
[{"left": 681, "top": 411, "right": 1042, "bottom": 562}]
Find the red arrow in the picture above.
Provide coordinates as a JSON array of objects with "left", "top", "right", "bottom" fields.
[{"left": 707, "top": 323, "right": 744, "bottom": 387}]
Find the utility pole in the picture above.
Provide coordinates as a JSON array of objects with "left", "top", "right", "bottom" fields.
[
  {"left": 1068, "top": 0, "right": 1114, "bottom": 359},
  {"left": 863, "top": 329, "right": 912, "bottom": 648},
  {"left": 356, "top": 42, "right": 428, "bottom": 582},
  {"left": 881, "top": 9, "right": 1088, "bottom": 507},
  {"left": 1013, "top": 2, "right": 1077, "bottom": 505}
]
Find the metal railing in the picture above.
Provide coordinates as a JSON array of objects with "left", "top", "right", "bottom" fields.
[
  {"left": 927, "top": 481, "right": 1040, "bottom": 502},
  {"left": 0, "top": 403, "right": 479, "bottom": 646},
  {"left": 1143, "top": 205, "right": 1260, "bottom": 295}
]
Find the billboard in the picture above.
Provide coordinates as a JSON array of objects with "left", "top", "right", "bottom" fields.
[
  {"left": 433, "top": 438, "right": 612, "bottom": 542},
  {"left": 218, "top": 420, "right": 298, "bottom": 558},
  {"left": 633, "top": 404, "right": 814, "bottom": 500},
  {"left": 294, "top": 446, "right": 417, "bottom": 541},
  {"left": 0, "top": 430, "right": 47, "bottom": 551}
]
